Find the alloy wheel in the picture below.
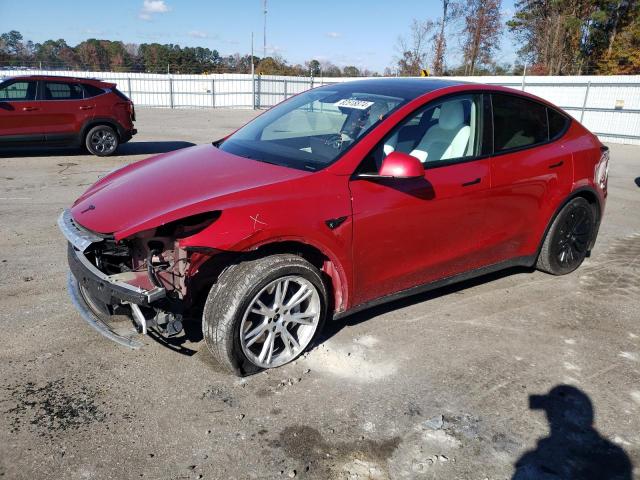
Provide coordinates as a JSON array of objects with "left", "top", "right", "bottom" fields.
[
  {"left": 554, "top": 205, "right": 591, "bottom": 267},
  {"left": 90, "top": 129, "right": 117, "bottom": 154},
  {"left": 239, "top": 275, "right": 321, "bottom": 369}
]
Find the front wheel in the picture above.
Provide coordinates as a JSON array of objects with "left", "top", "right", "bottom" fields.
[
  {"left": 85, "top": 125, "right": 119, "bottom": 156},
  {"left": 537, "top": 197, "right": 595, "bottom": 275},
  {"left": 202, "top": 254, "right": 328, "bottom": 376}
]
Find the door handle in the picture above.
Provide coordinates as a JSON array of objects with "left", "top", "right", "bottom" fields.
[
  {"left": 79, "top": 105, "right": 94, "bottom": 110},
  {"left": 548, "top": 160, "right": 564, "bottom": 169},
  {"left": 462, "top": 178, "right": 481, "bottom": 187},
  {"left": 22, "top": 106, "right": 39, "bottom": 111}
]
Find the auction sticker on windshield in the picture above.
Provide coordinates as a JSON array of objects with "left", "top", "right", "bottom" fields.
[{"left": 334, "top": 99, "right": 375, "bottom": 110}]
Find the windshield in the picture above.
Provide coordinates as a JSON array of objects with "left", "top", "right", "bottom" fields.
[{"left": 218, "top": 87, "right": 406, "bottom": 171}]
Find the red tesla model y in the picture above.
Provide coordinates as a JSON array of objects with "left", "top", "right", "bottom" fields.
[{"left": 59, "top": 78, "right": 608, "bottom": 375}]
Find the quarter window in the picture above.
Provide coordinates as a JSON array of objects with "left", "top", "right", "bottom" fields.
[
  {"left": 43, "top": 82, "right": 84, "bottom": 100},
  {"left": 548, "top": 108, "right": 569, "bottom": 140},
  {"left": 492, "top": 94, "right": 548, "bottom": 151},
  {"left": 0, "top": 81, "right": 37, "bottom": 100},
  {"left": 83, "top": 84, "right": 105, "bottom": 98}
]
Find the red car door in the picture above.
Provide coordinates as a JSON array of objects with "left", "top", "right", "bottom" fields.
[
  {"left": 482, "top": 93, "right": 574, "bottom": 264},
  {"left": 0, "top": 79, "right": 45, "bottom": 141},
  {"left": 348, "top": 93, "right": 492, "bottom": 307},
  {"left": 39, "top": 80, "right": 95, "bottom": 142}
]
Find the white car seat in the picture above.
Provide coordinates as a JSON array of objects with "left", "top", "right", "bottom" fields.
[{"left": 409, "top": 101, "right": 470, "bottom": 162}]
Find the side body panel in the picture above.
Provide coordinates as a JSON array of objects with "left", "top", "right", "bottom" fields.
[
  {"left": 0, "top": 80, "right": 45, "bottom": 141},
  {"left": 39, "top": 86, "right": 96, "bottom": 142},
  {"left": 94, "top": 91, "right": 135, "bottom": 135},
  {"left": 348, "top": 160, "right": 491, "bottom": 306},
  {"left": 485, "top": 138, "right": 573, "bottom": 263}
]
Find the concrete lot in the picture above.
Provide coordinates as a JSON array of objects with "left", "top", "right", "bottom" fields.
[{"left": 0, "top": 108, "right": 639, "bottom": 480}]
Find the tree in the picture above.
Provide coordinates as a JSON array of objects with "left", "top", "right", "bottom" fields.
[
  {"left": 506, "top": 0, "right": 640, "bottom": 75},
  {"left": 461, "top": 0, "right": 502, "bottom": 75},
  {"left": 33, "top": 39, "right": 78, "bottom": 68},
  {"left": 319, "top": 60, "right": 341, "bottom": 76},
  {"left": 395, "top": 19, "right": 434, "bottom": 76},
  {"left": 342, "top": 65, "right": 361, "bottom": 77},
  {"left": 306, "top": 59, "right": 321, "bottom": 76},
  {"left": 432, "top": 0, "right": 461, "bottom": 75},
  {"left": 586, "top": 0, "right": 639, "bottom": 73},
  {"left": 0, "top": 30, "right": 24, "bottom": 56},
  {"left": 595, "top": 1, "right": 640, "bottom": 73},
  {"left": 257, "top": 55, "right": 289, "bottom": 75},
  {"left": 0, "top": 30, "right": 387, "bottom": 75}
]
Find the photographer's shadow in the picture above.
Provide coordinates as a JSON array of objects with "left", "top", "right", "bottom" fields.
[{"left": 513, "top": 385, "right": 632, "bottom": 480}]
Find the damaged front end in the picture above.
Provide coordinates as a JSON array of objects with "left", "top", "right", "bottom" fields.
[{"left": 59, "top": 209, "right": 216, "bottom": 348}]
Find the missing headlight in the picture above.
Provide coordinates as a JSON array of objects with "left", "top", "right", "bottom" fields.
[{"left": 155, "top": 211, "right": 221, "bottom": 239}]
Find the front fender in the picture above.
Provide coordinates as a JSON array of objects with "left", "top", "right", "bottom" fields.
[{"left": 178, "top": 186, "right": 353, "bottom": 312}]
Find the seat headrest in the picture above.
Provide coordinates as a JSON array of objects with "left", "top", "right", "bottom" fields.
[{"left": 438, "top": 101, "right": 464, "bottom": 130}]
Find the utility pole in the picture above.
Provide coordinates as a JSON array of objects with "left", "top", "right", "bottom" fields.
[
  {"left": 263, "top": 0, "right": 267, "bottom": 59},
  {"left": 251, "top": 32, "right": 256, "bottom": 110}
]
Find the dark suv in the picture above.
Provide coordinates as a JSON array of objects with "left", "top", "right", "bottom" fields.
[{"left": 0, "top": 75, "right": 136, "bottom": 156}]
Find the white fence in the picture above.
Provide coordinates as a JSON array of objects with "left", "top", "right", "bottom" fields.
[{"left": 2, "top": 69, "right": 639, "bottom": 145}]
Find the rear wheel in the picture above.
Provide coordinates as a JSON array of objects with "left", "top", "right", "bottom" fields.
[
  {"left": 537, "top": 197, "right": 595, "bottom": 275},
  {"left": 85, "top": 125, "right": 119, "bottom": 156},
  {"left": 202, "top": 254, "right": 327, "bottom": 376}
]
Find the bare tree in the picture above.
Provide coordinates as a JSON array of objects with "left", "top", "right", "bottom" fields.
[
  {"left": 461, "top": 0, "right": 502, "bottom": 75},
  {"left": 395, "top": 19, "right": 434, "bottom": 76},
  {"left": 432, "top": 0, "right": 461, "bottom": 75}
]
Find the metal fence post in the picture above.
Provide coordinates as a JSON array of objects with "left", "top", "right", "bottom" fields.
[
  {"left": 127, "top": 77, "right": 132, "bottom": 99},
  {"left": 168, "top": 77, "right": 174, "bottom": 109},
  {"left": 580, "top": 81, "right": 591, "bottom": 123},
  {"left": 211, "top": 78, "right": 216, "bottom": 108},
  {"left": 256, "top": 75, "right": 261, "bottom": 109},
  {"left": 252, "top": 73, "right": 256, "bottom": 110},
  {"left": 284, "top": 79, "right": 288, "bottom": 100}
]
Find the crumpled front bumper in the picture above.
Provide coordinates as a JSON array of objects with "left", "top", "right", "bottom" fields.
[
  {"left": 58, "top": 209, "right": 165, "bottom": 348},
  {"left": 59, "top": 209, "right": 165, "bottom": 306}
]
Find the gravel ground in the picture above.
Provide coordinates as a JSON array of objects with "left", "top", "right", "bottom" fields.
[{"left": 0, "top": 108, "right": 639, "bottom": 480}]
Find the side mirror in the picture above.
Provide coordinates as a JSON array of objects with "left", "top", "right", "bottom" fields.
[{"left": 378, "top": 151, "right": 425, "bottom": 179}]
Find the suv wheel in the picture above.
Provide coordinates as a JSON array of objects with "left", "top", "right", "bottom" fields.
[
  {"left": 202, "top": 254, "right": 327, "bottom": 376},
  {"left": 85, "top": 125, "right": 119, "bottom": 156},
  {"left": 537, "top": 197, "right": 595, "bottom": 275}
]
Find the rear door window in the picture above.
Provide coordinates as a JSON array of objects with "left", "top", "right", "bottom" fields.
[
  {"left": 43, "top": 82, "right": 84, "bottom": 100},
  {"left": 0, "top": 80, "right": 38, "bottom": 100},
  {"left": 492, "top": 94, "right": 548, "bottom": 152}
]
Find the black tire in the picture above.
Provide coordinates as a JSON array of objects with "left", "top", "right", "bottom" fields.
[
  {"left": 202, "top": 254, "right": 328, "bottom": 376},
  {"left": 537, "top": 197, "right": 595, "bottom": 275},
  {"left": 85, "top": 125, "right": 119, "bottom": 156}
]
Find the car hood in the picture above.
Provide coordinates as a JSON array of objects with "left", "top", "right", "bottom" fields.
[{"left": 71, "top": 144, "right": 310, "bottom": 238}]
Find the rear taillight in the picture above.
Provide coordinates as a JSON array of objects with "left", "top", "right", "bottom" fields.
[{"left": 595, "top": 146, "right": 609, "bottom": 191}]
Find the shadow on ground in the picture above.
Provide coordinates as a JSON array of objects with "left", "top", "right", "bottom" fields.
[
  {"left": 512, "top": 385, "right": 632, "bottom": 479},
  {"left": 154, "top": 265, "right": 538, "bottom": 357},
  {"left": 117, "top": 141, "right": 195, "bottom": 155},
  {"left": 0, "top": 140, "right": 195, "bottom": 158}
]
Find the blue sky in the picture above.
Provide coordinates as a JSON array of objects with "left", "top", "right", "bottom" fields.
[{"left": 0, "top": 0, "right": 517, "bottom": 72}]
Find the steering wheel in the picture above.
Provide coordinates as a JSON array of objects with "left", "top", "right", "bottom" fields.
[{"left": 324, "top": 134, "right": 352, "bottom": 150}]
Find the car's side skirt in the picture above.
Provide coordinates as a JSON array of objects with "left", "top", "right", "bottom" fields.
[
  {"left": 0, "top": 134, "right": 46, "bottom": 144},
  {"left": 333, "top": 255, "right": 537, "bottom": 321}
]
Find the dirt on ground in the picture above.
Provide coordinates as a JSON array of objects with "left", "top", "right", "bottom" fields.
[{"left": 0, "top": 108, "right": 639, "bottom": 479}]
